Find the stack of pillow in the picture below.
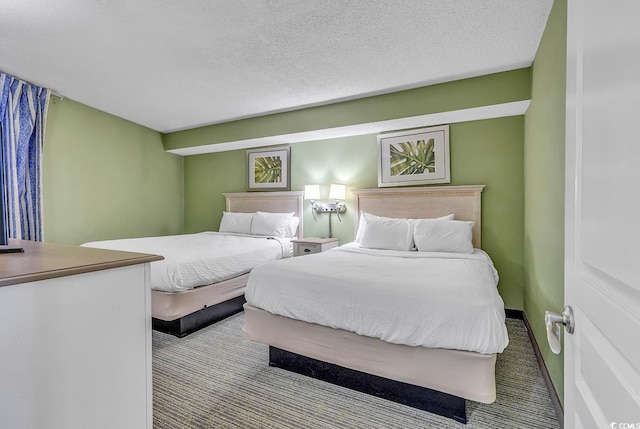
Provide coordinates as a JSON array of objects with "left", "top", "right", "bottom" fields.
[
  {"left": 356, "top": 212, "right": 474, "bottom": 253},
  {"left": 218, "top": 211, "right": 299, "bottom": 238}
]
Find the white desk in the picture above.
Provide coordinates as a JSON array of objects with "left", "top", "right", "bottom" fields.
[{"left": 0, "top": 239, "right": 162, "bottom": 429}]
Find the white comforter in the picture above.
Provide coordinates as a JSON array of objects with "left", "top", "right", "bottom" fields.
[
  {"left": 245, "top": 243, "right": 508, "bottom": 354},
  {"left": 83, "top": 232, "right": 291, "bottom": 292}
]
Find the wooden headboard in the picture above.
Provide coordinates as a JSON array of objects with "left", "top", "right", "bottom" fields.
[
  {"left": 352, "top": 185, "right": 485, "bottom": 248},
  {"left": 223, "top": 191, "right": 305, "bottom": 238}
]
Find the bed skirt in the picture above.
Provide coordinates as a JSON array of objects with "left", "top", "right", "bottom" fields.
[
  {"left": 268, "top": 346, "right": 467, "bottom": 422},
  {"left": 242, "top": 304, "right": 498, "bottom": 421},
  {"left": 152, "top": 274, "right": 248, "bottom": 337},
  {"left": 152, "top": 295, "right": 246, "bottom": 338}
]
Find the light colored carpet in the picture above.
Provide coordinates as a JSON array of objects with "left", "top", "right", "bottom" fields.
[{"left": 152, "top": 314, "right": 560, "bottom": 429}]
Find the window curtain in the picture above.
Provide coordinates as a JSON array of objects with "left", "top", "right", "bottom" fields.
[{"left": 0, "top": 73, "right": 51, "bottom": 241}]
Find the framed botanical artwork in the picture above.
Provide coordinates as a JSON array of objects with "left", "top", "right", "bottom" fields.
[
  {"left": 247, "top": 145, "right": 291, "bottom": 190},
  {"left": 377, "top": 125, "right": 450, "bottom": 187}
]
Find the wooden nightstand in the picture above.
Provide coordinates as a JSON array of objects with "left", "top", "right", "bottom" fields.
[{"left": 292, "top": 237, "right": 339, "bottom": 257}]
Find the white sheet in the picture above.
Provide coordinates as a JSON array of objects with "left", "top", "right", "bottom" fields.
[
  {"left": 245, "top": 242, "right": 508, "bottom": 354},
  {"left": 83, "top": 232, "right": 291, "bottom": 292}
]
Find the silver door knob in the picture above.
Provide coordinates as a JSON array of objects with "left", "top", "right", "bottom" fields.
[{"left": 545, "top": 305, "right": 575, "bottom": 354}]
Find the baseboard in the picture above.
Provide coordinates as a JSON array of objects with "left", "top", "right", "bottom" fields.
[
  {"left": 515, "top": 310, "right": 564, "bottom": 427},
  {"left": 505, "top": 308, "right": 524, "bottom": 320}
]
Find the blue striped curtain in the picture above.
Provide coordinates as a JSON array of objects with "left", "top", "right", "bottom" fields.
[{"left": 0, "top": 73, "right": 50, "bottom": 241}]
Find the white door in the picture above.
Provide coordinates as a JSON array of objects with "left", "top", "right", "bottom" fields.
[{"left": 564, "top": 0, "right": 640, "bottom": 427}]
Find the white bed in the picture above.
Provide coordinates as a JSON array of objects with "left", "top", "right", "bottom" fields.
[
  {"left": 242, "top": 185, "right": 508, "bottom": 423},
  {"left": 246, "top": 243, "right": 507, "bottom": 354},
  {"left": 83, "top": 232, "right": 293, "bottom": 293},
  {"left": 84, "top": 191, "right": 304, "bottom": 337}
]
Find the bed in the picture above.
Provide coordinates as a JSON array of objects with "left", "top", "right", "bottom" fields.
[
  {"left": 242, "top": 185, "right": 509, "bottom": 423},
  {"left": 83, "top": 191, "right": 304, "bottom": 337}
]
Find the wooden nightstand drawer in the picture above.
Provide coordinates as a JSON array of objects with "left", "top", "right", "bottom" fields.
[
  {"left": 292, "top": 238, "right": 339, "bottom": 257},
  {"left": 294, "top": 243, "right": 321, "bottom": 256}
]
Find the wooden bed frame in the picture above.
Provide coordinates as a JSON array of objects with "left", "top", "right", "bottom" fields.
[
  {"left": 243, "top": 185, "right": 489, "bottom": 423},
  {"left": 151, "top": 191, "right": 304, "bottom": 337}
]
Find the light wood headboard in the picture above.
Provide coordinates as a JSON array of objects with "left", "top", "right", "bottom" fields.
[
  {"left": 352, "top": 185, "right": 485, "bottom": 248},
  {"left": 223, "top": 191, "right": 305, "bottom": 238}
]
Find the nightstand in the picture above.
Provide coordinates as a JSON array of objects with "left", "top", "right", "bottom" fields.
[{"left": 292, "top": 237, "right": 339, "bottom": 257}]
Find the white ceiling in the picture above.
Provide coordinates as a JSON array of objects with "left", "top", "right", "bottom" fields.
[{"left": 0, "top": 0, "right": 553, "bottom": 134}]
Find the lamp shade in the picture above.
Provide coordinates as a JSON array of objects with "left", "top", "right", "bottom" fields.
[
  {"left": 304, "top": 184, "right": 320, "bottom": 200},
  {"left": 329, "top": 184, "right": 346, "bottom": 200}
]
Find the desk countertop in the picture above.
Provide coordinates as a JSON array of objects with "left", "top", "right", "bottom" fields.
[{"left": 0, "top": 239, "right": 163, "bottom": 288}]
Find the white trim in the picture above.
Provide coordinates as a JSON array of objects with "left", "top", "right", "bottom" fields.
[{"left": 167, "top": 100, "right": 530, "bottom": 156}]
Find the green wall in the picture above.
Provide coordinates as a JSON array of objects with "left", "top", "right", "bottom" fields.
[
  {"left": 42, "top": 97, "right": 184, "bottom": 245},
  {"left": 523, "top": 0, "right": 567, "bottom": 404},
  {"left": 165, "top": 69, "right": 531, "bottom": 152},
  {"left": 179, "top": 71, "right": 527, "bottom": 310}
]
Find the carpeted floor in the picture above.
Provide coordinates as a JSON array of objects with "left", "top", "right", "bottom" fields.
[{"left": 152, "top": 314, "right": 560, "bottom": 429}]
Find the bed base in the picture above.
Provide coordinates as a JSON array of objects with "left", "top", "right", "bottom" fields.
[
  {"left": 269, "top": 346, "right": 466, "bottom": 423},
  {"left": 152, "top": 295, "right": 246, "bottom": 338}
]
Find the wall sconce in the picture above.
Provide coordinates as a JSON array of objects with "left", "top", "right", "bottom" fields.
[
  {"left": 304, "top": 184, "right": 321, "bottom": 221},
  {"left": 329, "top": 184, "right": 346, "bottom": 200},
  {"left": 304, "top": 184, "right": 347, "bottom": 238}
]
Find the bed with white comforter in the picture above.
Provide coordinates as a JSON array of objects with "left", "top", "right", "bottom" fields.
[
  {"left": 84, "top": 232, "right": 292, "bottom": 292},
  {"left": 81, "top": 192, "right": 305, "bottom": 337},
  {"left": 243, "top": 185, "right": 506, "bottom": 422},
  {"left": 245, "top": 242, "right": 508, "bottom": 354}
]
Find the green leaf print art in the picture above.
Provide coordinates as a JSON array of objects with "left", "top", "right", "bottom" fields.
[
  {"left": 253, "top": 156, "right": 282, "bottom": 183},
  {"left": 389, "top": 138, "right": 435, "bottom": 176}
]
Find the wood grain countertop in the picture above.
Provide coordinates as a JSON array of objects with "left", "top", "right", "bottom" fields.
[{"left": 0, "top": 239, "right": 163, "bottom": 288}]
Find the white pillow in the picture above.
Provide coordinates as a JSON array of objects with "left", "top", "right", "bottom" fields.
[
  {"left": 407, "top": 214, "right": 454, "bottom": 250},
  {"left": 355, "top": 211, "right": 377, "bottom": 243},
  {"left": 250, "top": 211, "right": 294, "bottom": 237},
  {"left": 219, "top": 212, "right": 253, "bottom": 234},
  {"left": 359, "top": 216, "right": 413, "bottom": 251},
  {"left": 355, "top": 212, "right": 455, "bottom": 243},
  {"left": 413, "top": 219, "right": 474, "bottom": 253},
  {"left": 288, "top": 216, "right": 300, "bottom": 238}
]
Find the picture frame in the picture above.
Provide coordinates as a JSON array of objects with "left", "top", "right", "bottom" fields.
[
  {"left": 377, "top": 125, "right": 450, "bottom": 187},
  {"left": 247, "top": 145, "right": 291, "bottom": 190}
]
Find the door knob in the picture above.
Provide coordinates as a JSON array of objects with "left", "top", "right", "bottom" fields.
[{"left": 545, "top": 305, "right": 575, "bottom": 354}]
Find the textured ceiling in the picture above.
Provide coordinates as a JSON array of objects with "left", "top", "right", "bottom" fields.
[{"left": 0, "top": 0, "right": 553, "bottom": 133}]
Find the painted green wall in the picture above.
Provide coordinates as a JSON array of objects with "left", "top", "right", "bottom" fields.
[
  {"left": 523, "top": 0, "right": 567, "bottom": 404},
  {"left": 165, "top": 69, "right": 531, "bottom": 151},
  {"left": 42, "top": 97, "right": 184, "bottom": 245},
  {"left": 179, "top": 72, "right": 527, "bottom": 309}
]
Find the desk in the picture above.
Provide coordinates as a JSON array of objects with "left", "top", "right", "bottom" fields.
[{"left": 0, "top": 239, "right": 161, "bottom": 429}]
